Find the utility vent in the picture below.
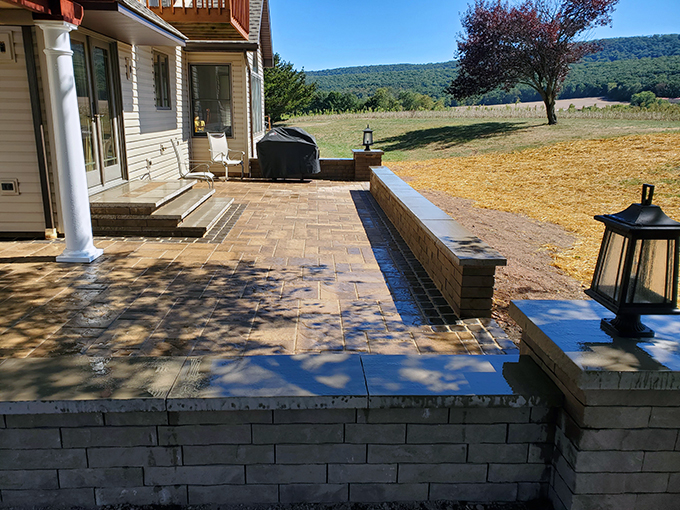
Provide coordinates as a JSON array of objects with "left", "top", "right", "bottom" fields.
[
  {"left": 1, "top": 179, "right": 19, "bottom": 195},
  {"left": 0, "top": 32, "right": 15, "bottom": 62}
]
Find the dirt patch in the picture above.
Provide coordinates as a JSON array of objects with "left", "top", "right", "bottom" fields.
[{"left": 420, "top": 190, "right": 587, "bottom": 341}]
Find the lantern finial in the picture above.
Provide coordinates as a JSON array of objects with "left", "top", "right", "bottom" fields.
[{"left": 642, "top": 184, "right": 654, "bottom": 206}]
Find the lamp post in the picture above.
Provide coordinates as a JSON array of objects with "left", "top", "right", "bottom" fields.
[
  {"left": 363, "top": 125, "right": 374, "bottom": 151},
  {"left": 585, "top": 184, "right": 680, "bottom": 337}
]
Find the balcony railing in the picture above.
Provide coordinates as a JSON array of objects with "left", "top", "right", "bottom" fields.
[{"left": 146, "top": 0, "right": 249, "bottom": 40}]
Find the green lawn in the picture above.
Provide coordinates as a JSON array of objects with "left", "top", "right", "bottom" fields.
[{"left": 281, "top": 114, "right": 680, "bottom": 162}]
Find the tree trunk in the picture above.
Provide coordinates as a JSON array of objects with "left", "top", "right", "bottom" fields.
[{"left": 544, "top": 96, "right": 557, "bottom": 125}]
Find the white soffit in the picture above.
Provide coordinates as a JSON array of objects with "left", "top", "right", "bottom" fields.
[{"left": 81, "top": 3, "right": 185, "bottom": 47}]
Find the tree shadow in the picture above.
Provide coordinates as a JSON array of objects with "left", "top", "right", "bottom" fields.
[{"left": 380, "top": 121, "right": 530, "bottom": 152}]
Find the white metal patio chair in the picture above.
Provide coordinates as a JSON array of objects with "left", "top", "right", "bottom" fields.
[
  {"left": 170, "top": 138, "right": 215, "bottom": 188},
  {"left": 207, "top": 131, "right": 247, "bottom": 180}
]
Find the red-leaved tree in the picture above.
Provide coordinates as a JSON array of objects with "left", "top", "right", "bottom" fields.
[{"left": 446, "top": 0, "right": 618, "bottom": 124}]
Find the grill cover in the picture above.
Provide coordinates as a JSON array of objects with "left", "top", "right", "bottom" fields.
[{"left": 256, "top": 127, "right": 321, "bottom": 178}]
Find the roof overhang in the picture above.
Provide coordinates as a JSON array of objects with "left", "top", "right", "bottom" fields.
[
  {"left": 259, "top": 0, "right": 272, "bottom": 67},
  {"left": 78, "top": 0, "right": 186, "bottom": 47},
  {"left": 2, "top": 0, "right": 83, "bottom": 25},
  {"left": 185, "top": 40, "right": 258, "bottom": 52}
]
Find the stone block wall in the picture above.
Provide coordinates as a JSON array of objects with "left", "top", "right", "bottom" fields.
[
  {"left": 248, "top": 158, "right": 365, "bottom": 181},
  {"left": 0, "top": 405, "right": 555, "bottom": 507},
  {"left": 370, "top": 167, "right": 506, "bottom": 318},
  {"left": 511, "top": 300, "right": 680, "bottom": 510},
  {"left": 352, "top": 150, "right": 384, "bottom": 181},
  {"left": 0, "top": 353, "right": 560, "bottom": 508}
]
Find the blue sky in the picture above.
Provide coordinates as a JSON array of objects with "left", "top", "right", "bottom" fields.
[{"left": 269, "top": 0, "right": 680, "bottom": 71}]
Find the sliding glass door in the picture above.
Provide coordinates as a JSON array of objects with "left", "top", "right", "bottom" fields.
[{"left": 71, "top": 34, "right": 123, "bottom": 189}]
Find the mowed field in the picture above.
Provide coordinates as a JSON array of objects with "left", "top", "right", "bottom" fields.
[{"left": 282, "top": 111, "right": 680, "bottom": 283}]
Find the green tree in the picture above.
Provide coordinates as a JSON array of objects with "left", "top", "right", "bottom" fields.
[
  {"left": 364, "top": 87, "right": 402, "bottom": 111},
  {"left": 264, "top": 54, "right": 317, "bottom": 122},
  {"left": 446, "top": 0, "right": 619, "bottom": 124},
  {"left": 630, "top": 90, "right": 658, "bottom": 107}
]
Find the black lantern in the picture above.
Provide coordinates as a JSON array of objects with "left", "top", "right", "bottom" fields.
[
  {"left": 362, "top": 125, "right": 374, "bottom": 151},
  {"left": 585, "top": 184, "right": 680, "bottom": 337}
]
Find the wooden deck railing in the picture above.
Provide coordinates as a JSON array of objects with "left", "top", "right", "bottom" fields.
[{"left": 145, "top": 0, "right": 249, "bottom": 40}]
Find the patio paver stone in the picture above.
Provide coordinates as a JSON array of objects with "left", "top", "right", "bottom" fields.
[{"left": 0, "top": 181, "right": 516, "bottom": 358}]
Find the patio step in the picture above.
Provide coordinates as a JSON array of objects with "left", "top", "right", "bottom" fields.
[
  {"left": 150, "top": 188, "right": 215, "bottom": 220},
  {"left": 90, "top": 180, "right": 197, "bottom": 216},
  {"left": 173, "top": 196, "right": 235, "bottom": 236},
  {"left": 90, "top": 181, "right": 234, "bottom": 238}
]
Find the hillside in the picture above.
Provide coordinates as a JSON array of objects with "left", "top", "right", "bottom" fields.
[{"left": 306, "top": 35, "right": 680, "bottom": 104}]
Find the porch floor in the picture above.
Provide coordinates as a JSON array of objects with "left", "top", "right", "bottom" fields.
[
  {"left": 0, "top": 180, "right": 516, "bottom": 359},
  {"left": 89, "top": 180, "right": 196, "bottom": 210}
]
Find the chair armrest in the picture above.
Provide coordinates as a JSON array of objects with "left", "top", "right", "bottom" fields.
[
  {"left": 188, "top": 161, "right": 212, "bottom": 173},
  {"left": 227, "top": 149, "right": 246, "bottom": 158}
]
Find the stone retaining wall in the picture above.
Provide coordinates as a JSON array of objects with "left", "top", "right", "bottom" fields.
[
  {"left": 247, "top": 150, "right": 383, "bottom": 182},
  {"left": 248, "top": 158, "right": 356, "bottom": 181},
  {"left": 0, "top": 354, "right": 560, "bottom": 508},
  {"left": 511, "top": 300, "right": 680, "bottom": 510},
  {"left": 370, "top": 167, "right": 507, "bottom": 318},
  {"left": 0, "top": 405, "right": 555, "bottom": 506}
]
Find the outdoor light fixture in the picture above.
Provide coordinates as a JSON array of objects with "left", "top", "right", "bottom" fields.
[
  {"left": 363, "top": 125, "right": 374, "bottom": 151},
  {"left": 585, "top": 184, "right": 680, "bottom": 338}
]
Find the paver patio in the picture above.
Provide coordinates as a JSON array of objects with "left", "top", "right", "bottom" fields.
[{"left": 0, "top": 180, "right": 515, "bottom": 359}]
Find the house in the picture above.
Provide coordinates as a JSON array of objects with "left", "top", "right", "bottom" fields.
[{"left": 0, "top": 0, "right": 272, "bottom": 260}]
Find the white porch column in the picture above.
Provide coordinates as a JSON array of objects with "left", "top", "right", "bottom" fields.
[{"left": 35, "top": 21, "right": 103, "bottom": 263}]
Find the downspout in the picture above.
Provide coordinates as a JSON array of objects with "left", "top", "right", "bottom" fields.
[
  {"left": 244, "top": 50, "right": 255, "bottom": 158},
  {"left": 22, "top": 26, "right": 56, "bottom": 239}
]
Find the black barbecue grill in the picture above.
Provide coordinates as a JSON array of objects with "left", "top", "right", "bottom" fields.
[{"left": 256, "top": 127, "right": 321, "bottom": 179}]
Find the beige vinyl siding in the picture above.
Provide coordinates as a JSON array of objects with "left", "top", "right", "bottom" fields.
[
  {"left": 0, "top": 27, "right": 45, "bottom": 233},
  {"left": 119, "top": 44, "right": 188, "bottom": 181},
  {"left": 187, "top": 52, "right": 247, "bottom": 172}
]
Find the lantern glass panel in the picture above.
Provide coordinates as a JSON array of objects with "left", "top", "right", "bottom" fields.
[
  {"left": 363, "top": 130, "right": 373, "bottom": 146},
  {"left": 594, "top": 230, "right": 628, "bottom": 302},
  {"left": 626, "top": 238, "right": 675, "bottom": 305}
]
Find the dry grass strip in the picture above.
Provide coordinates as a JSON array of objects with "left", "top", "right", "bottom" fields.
[{"left": 391, "top": 133, "right": 680, "bottom": 284}]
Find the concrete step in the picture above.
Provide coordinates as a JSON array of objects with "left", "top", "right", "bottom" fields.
[
  {"left": 92, "top": 196, "right": 235, "bottom": 238},
  {"left": 90, "top": 180, "right": 196, "bottom": 216},
  {"left": 175, "top": 197, "right": 235, "bottom": 236},
  {"left": 150, "top": 188, "right": 215, "bottom": 220}
]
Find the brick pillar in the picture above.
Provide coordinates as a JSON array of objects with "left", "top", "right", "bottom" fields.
[
  {"left": 352, "top": 149, "right": 384, "bottom": 181},
  {"left": 510, "top": 299, "right": 680, "bottom": 510}
]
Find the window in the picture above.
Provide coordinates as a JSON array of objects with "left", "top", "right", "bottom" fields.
[
  {"left": 153, "top": 51, "right": 171, "bottom": 109},
  {"left": 252, "top": 74, "right": 263, "bottom": 133},
  {"left": 190, "top": 64, "right": 232, "bottom": 137}
]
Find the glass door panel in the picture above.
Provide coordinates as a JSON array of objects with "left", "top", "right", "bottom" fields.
[
  {"left": 71, "top": 35, "right": 123, "bottom": 190},
  {"left": 72, "top": 41, "right": 101, "bottom": 188},
  {"left": 91, "top": 44, "right": 121, "bottom": 182}
]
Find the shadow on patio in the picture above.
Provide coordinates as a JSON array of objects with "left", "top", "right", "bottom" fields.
[{"left": 0, "top": 180, "right": 515, "bottom": 360}]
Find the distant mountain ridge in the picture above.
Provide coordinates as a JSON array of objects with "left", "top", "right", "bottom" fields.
[
  {"left": 306, "top": 35, "right": 680, "bottom": 103},
  {"left": 583, "top": 34, "right": 680, "bottom": 61}
]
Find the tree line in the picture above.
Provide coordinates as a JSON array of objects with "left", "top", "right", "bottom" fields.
[
  {"left": 265, "top": 33, "right": 680, "bottom": 121},
  {"left": 304, "top": 35, "right": 680, "bottom": 106}
]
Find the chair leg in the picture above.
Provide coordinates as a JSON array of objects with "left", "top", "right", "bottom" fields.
[{"left": 240, "top": 161, "right": 244, "bottom": 180}]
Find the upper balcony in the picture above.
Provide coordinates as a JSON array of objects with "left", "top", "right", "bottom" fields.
[{"left": 145, "top": 0, "right": 249, "bottom": 41}]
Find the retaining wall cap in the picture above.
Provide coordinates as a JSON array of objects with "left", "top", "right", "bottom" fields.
[
  {"left": 0, "top": 353, "right": 560, "bottom": 414},
  {"left": 511, "top": 299, "right": 680, "bottom": 391},
  {"left": 371, "top": 167, "right": 506, "bottom": 267}
]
